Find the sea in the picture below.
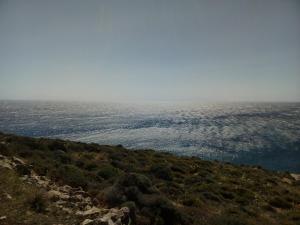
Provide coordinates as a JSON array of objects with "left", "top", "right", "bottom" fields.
[{"left": 0, "top": 100, "right": 299, "bottom": 172}]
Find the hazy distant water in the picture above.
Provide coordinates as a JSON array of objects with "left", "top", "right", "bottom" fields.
[{"left": 0, "top": 100, "right": 299, "bottom": 172}]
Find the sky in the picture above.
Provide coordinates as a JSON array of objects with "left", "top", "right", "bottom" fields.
[{"left": 0, "top": 0, "right": 299, "bottom": 103}]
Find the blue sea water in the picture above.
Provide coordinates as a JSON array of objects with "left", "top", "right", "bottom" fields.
[{"left": 0, "top": 100, "right": 299, "bottom": 172}]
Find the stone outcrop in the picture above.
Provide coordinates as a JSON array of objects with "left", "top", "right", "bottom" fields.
[
  {"left": 0, "top": 154, "right": 130, "bottom": 225},
  {"left": 81, "top": 219, "right": 94, "bottom": 225},
  {"left": 79, "top": 207, "right": 130, "bottom": 225},
  {"left": 291, "top": 173, "right": 300, "bottom": 181}
]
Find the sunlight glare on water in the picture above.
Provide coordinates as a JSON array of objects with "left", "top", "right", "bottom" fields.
[{"left": 0, "top": 100, "right": 299, "bottom": 172}]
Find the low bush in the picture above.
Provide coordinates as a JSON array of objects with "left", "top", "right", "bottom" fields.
[
  {"left": 53, "top": 151, "right": 71, "bottom": 164},
  {"left": 119, "top": 173, "right": 155, "bottom": 194},
  {"left": 170, "top": 164, "right": 187, "bottom": 174},
  {"left": 182, "top": 195, "right": 203, "bottom": 207},
  {"left": 269, "top": 197, "right": 292, "bottom": 209},
  {"left": 150, "top": 164, "right": 173, "bottom": 181},
  {"left": 85, "top": 163, "right": 98, "bottom": 171},
  {"left": 234, "top": 188, "right": 254, "bottom": 205},
  {"left": 48, "top": 140, "right": 66, "bottom": 151},
  {"left": 202, "top": 192, "right": 221, "bottom": 202},
  {"left": 220, "top": 191, "right": 235, "bottom": 200},
  {"left": 97, "top": 165, "right": 119, "bottom": 179},
  {"left": 75, "top": 159, "right": 85, "bottom": 168},
  {"left": 58, "top": 165, "right": 87, "bottom": 188},
  {"left": 158, "top": 201, "right": 186, "bottom": 225},
  {"left": 210, "top": 213, "right": 250, "bottom": 225},
  {"left": 102, "top": 173, "right": 154, "bottom": 205},
  {"left": 15, "top": 164, "right": 31, "bottom": 175},
  {"left": 27, "top": 191, "right": 48, "bottom": 213}
]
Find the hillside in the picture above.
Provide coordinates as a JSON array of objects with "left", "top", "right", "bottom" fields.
[{"left": 0, "top": 132, "right": 300, "bottom": 225}]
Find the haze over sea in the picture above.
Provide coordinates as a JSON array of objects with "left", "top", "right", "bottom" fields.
[{"left": 0, "top": 100, "right": 299, "bottom": 172}]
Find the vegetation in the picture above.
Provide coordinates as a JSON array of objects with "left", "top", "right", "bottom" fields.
[
  {"left": 0, "top": 167, "right": 82, "bottom": 225},
  {"left": 0, "top": 132, "right": 300, "bottom": 225}
]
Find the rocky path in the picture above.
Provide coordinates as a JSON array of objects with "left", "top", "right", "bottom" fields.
[{"left": 0, "top": 154, "right": 130, "bottom": 225}]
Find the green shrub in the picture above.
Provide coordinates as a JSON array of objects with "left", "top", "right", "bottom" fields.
[
  {"left": 286, "top": 209, "right": 300, "bottom": 222},
  {"left": 27, "top": 191, "right": 48, "bottom": 213},
  {"left": 170, "top": 164, "right": 187, "bottom": 174},
  {"left": 97, "top": 165, "right": 119, "bottom": 179},
  {"left": 85, "top": 163, "right": 98, "bottom": 171},
  {"left": 102, "top": 185, "right": 124, "bottom": 205},
  {"left": 18, "top": 149, "right": 33, "bottom": 158},
  {"left": 220, "top": 191, "right": 235, "bottom": 200},
  {"left": 48, "top": 140, "right": 66, "bottom": 151},
  {"left": 211, "top": 213, "right": 250, "bottom": 225},
  {"left": 19, "top": 138, "right": 40, "bottom": 150},
  {"left": 82, "top": 153, "right": 94, "bottom": 160},
  {"left": 121, "top": 173, "right": 155, "bottom": 194},
  {"left": 234, "top": 188, "right": 254, "bottom": 205},
  {"left": 110, "top": 151, "right": 127, "bottom": 161},
  {"left": 202, "top": 192, "right": 221, "bottom": 202},
  {"left": 269, "top": 197, "right": 292, "bottom": 209},
  {"left": 182, "top": 196, "right": 203, "bottom": 207},
  {"left": 53, "top": 151, "right": 71, "bottom": 164},
  {"left": 0, "top": 143, "right": 10, "bottom": 155},
  {"left": 103, "top": 173, "right": 157, "bottom": 206},
  {"left": 158, "top": 201, "right": 186, "bottom": 225},
  {"left": 59, "top": 165, "right": 87, "bottom": 187},
  {"left": 150, "top": 164, "right": 173, "bottom": 181},
  {"left": 15, "top": 164, "right": 31, "bottom": 175},
  {"left": 75, "top": 159, "right": 86, "bottom": 168}
]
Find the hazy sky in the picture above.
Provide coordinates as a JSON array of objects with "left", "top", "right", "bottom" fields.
[{"left": 0, "top": 0, "right": 299, "bottom": 102}]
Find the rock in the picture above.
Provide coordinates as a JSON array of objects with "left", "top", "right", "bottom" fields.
[
  {"left": 70, "top": 194, "right": 85, "bottom": 202},
  {"left": 119, "top": 207, "right": 130, "bottom": 224},
  {"left": 55, "top": 199, "right": 68, "bottom": 206},
  {"left": 108, "top": 212, "right": 119, "bottom": 221},
  {"left": 95, "top": 207, "right": 130, "bottom": 225},
  {"left": 119, "top": 207, "right": 130, "bottom": 215},
  {"left": 61, "top": 185, "right": 72, "bottom": 192},
  {"left": 291, "top": 173, "right": 300, "bottom": 181},
  {"left": 73, "top": 187, "right": 83, "bottom": 192},
  {"left": 0, "top": 153, "right": 131, "bottom": 225},
  {"left": 85, "top": 196, "right": 92, "bottom": 202},
  {"left": 55, "top": 200, "right": 67, "bottom": 206},
  {"left": 96, "top": 217, "right": 114, "bottom": 225},
  {"left": 109, "top": 207, "right": 129, "bottom": 221},
  {"left": 282, "top": 177, "right": 292, "bottom": 184},
  {"left": 12, "top": 156, "right": 26, "bottom": 165},
  {"left": 3, "top": 193, "right": 12, "bottom": 200},
  {"left": 30, "top": 173, "right": 51, "bottom": 187},
  {"left": 47, "top": 190, "right": 70, "bottom": 200},
  {"left": 76, "top": 206, "right": 102, "bottom": 216},
  {"left": 74, "top": 190, "right": 89, "bottom": 196},
  {"left": 0, "top": 216, "right": 7, "bottom": 220},
  {"left": 36, "top": 179, "right": 50, "bottom": 187},
  {"left": 20, "top": 175, "right": 29, "bottom": 181},
  {"left": 92, "top": 198, "right": 100, "bottom": 205},
  {"left": 62, "top": 207, "right": 73, "bottom": 214},
  {"left": 115, "top": 218, "right": 122, "bottom": 225},
  {"left": 81, "top": 219, "right": 94, "bottom": 225},
  {"left": 85, "top": 205, "right": 92, "bottom": 210},
  {"left": 0, "top": 159, "right": 13, "bottom": 170}
]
